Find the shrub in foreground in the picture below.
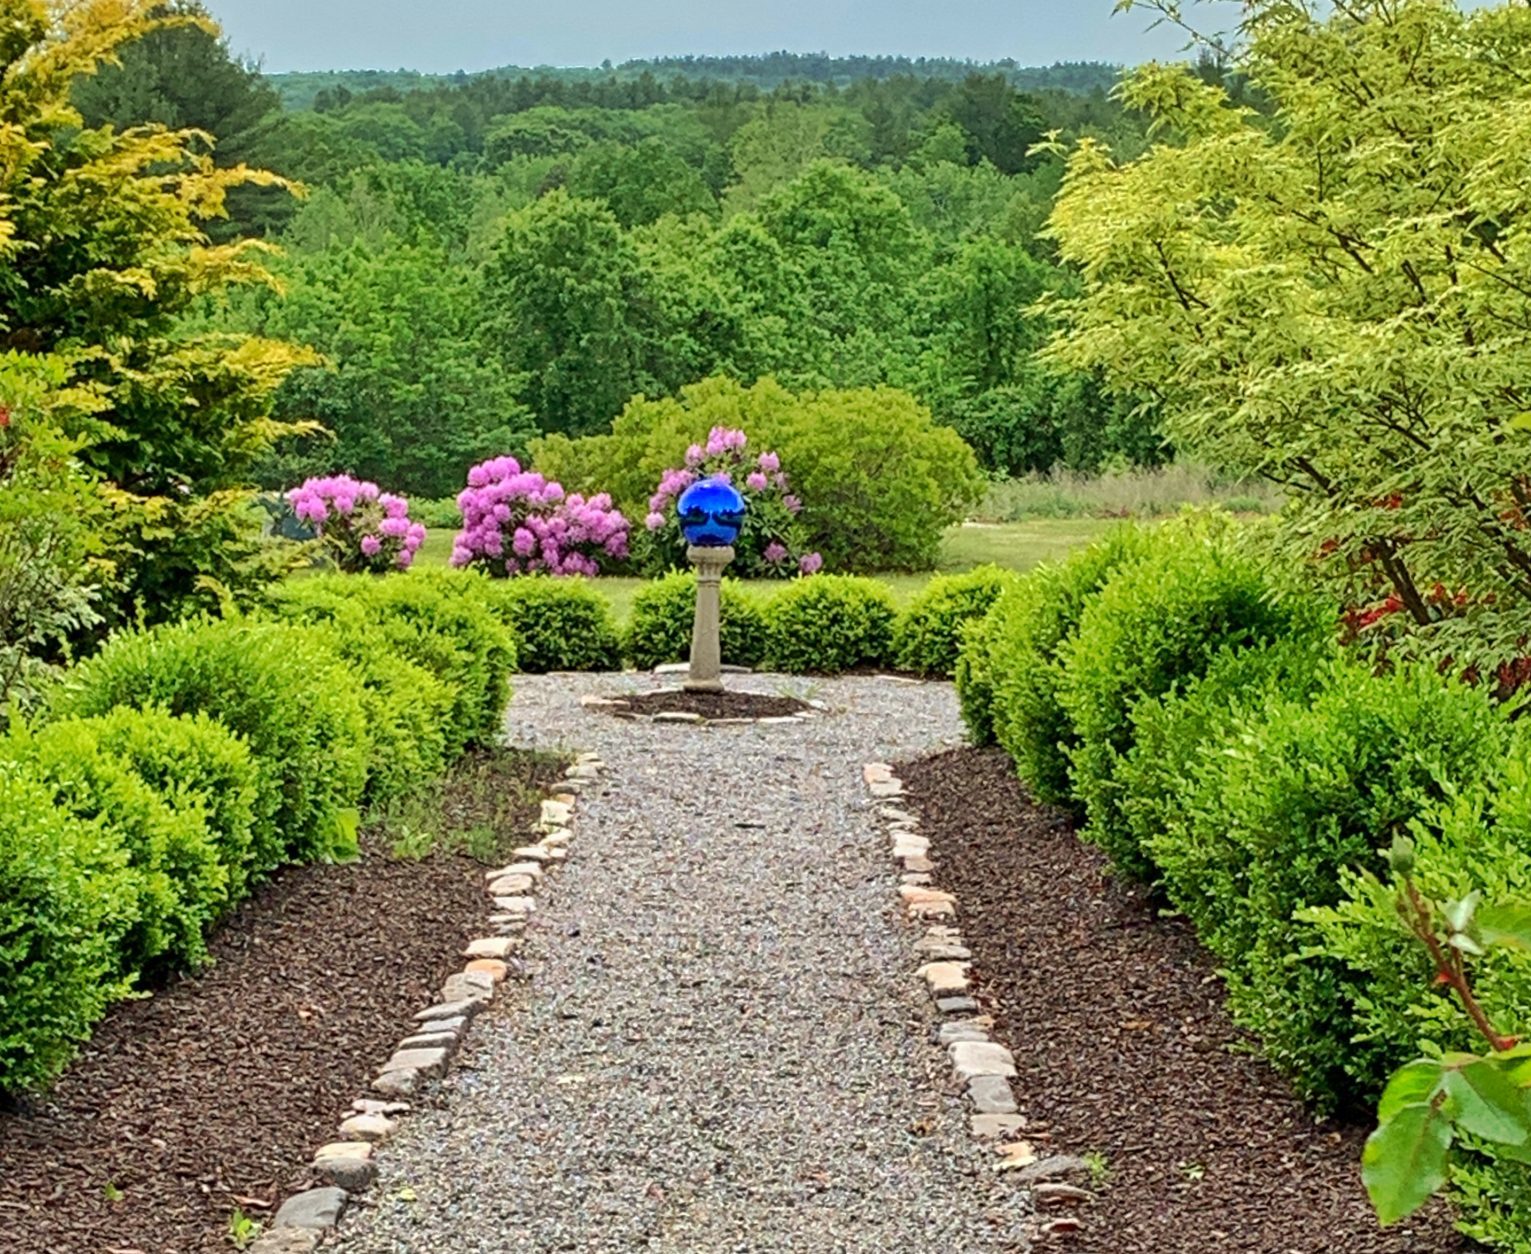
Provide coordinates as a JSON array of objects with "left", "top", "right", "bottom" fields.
[
  {"left": 1156, "top": 661, "right": 1512, "bottom": 1107},
  {"left": 2, "top": 720, "right": 227, "bottom": 972},
  {"left": 972, "top": 524, "right": 1152, "bottom": 799},
  {"left": 764, "top": 576, "right": 896, "bottom": 674},
  {"left": 86, "top": 706, "right": 261, "bottom": 903},
  {"left": 624, "top": 572, "right": 768, "bottom": 670},
  {"left": 1060, "top": 525, "right": 1321, "bottom": 876},
  {"left": 893, "top": 565, "right": 1016, "bottom": 678},
  {"left": 0, "top": 768, "right": 140, "bottom": 1093},
  {"left": 52, "top": 619, "right": 371, "bottom": 874}
]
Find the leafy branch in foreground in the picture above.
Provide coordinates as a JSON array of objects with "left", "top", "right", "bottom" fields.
[{"left": 1364, "top": 836, "right": 1531, "bottom": 1224}]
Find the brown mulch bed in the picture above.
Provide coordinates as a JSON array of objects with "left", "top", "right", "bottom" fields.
[
  {"left": 608, "top": 689, "right": 809, "bottom": 719},
  {"left": 0, "top": 750, "right": 560, "bottom": 1254},
  {"left": 898, "top": 746, "right": 1469, "bottom": 1254}
]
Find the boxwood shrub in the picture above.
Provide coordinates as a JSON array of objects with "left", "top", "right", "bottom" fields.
[
  {"left": 1154, "top": 660, "right": 1512, "bottom": 1108},
  {"left": 0, "top": 766, "right": 141, "bottom": 1094},
  {"left": 763, "top": 576, "right": 896, "bottom": 674},
  {"left": 52, "top": 619, "right": 371, "bottom": 873},
  {"left": 973, "top": 524, "right": 1153, "bottom": 803},
  {"left": 273, "top": 573, "right": 515, "bottom": 753},
  {"left": 2, "top": 720, "right": 228, "bottom": 972},
  {"left": 86, "top": 706, "right": 261, "bottom": 902},
  {"left": 1059, "top": 526, "right": 1326, "bottom": 876},
  {"left": 893, "top": 566, "right": 1016, "bottom": 678},
  {"left": 479, "top": 575, "right": 623, "bottom": 673},
  {"left": 624, "top": 572, "right": 768, "bottom": 671}
]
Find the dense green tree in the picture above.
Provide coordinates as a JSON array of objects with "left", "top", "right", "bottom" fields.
[
  {"left": 567, "top": 138, "right": 716, "bottom": 227},
  {"left": 483, "top": 189, "right": 648, "bottom": 435}
]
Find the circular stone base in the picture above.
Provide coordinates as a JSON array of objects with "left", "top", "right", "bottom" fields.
[{"left": 593, "top": 689, "right": 814, "bottom": 725}]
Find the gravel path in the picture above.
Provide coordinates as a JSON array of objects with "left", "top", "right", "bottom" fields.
[{"left": 339, "top": 672, "right": 1025, "bottom": 1253}]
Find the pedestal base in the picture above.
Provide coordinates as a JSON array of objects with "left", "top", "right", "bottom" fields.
[{"left": 685, "top": 545, "right": 734, "bottom": 693}]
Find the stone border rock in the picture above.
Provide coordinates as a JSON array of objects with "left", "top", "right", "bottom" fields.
[
  {"left": 247, "top": 755, "right": 603, "bottom": 1253},
  {"left": 864, "top": 761, "right": 1096, "bottom": 1244},
  {"left": 578, "top": 688, "right": 826, "bottom": 727}
]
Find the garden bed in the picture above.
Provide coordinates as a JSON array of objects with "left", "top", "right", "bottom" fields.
[
  {"left": 898, "top": 746, "right": 1469, "bottom": 1254},
  {"left": 0, "top": 749, "right": 559, "bottom": 1254}
]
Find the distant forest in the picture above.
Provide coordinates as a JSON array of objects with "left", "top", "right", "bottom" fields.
[
  {"left": 74, "top": 13, "right": 1172, "bottom": 500},
  {"left": 267, "top": 53, "right": 1124, "bottom": 111}
]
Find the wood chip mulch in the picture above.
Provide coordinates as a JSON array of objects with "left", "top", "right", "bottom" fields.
[
  {"left": 0, "top": 753, "right": 560, "bottom": 1254},
  {"left": 607, "top": 689, "right": 809, "bottom": 719},
  {"left": 898, "top": 746, "right": 1470, "bottom": 1254}
]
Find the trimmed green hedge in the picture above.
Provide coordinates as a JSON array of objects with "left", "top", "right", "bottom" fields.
[
  {"left": 892, "top": 566, "right": 1016, "bottom": 679},
  {"left": 966, "top": 516, "right": 1531, "bottom": 1246},
  {"left": 53, "top": 619, "right": 371, "bottom": 871},
  {"left": 2, "top": 576, "right": 522, "bottom": 1095},
  {"left": 763, "top": 575, "right": 897, "bottom": 674},
  {"left": 478, "top": 575, "right": 623, "bottom": 674},
  {"left": 624, "top": 572, "right": 768, "bottom": 671}
]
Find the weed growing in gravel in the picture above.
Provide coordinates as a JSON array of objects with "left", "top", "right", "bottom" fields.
[
  {"left": 378, "top": 748, "right": 569, "bottom": 863},
  {"left": 1083, "top": 1150, "right": 1111, "bottom": 1186},
  {"left": 226, "top": 1208, "right": 260, "bottom": 1249}
]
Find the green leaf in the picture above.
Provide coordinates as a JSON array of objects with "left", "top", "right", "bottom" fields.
[
  {"left": 1442, "top": 1060, "right": 1531, "bottom": 1145},
  {"left": 1363, "top": 1104, "right": 1452, "bottom": 1225},
  {"left": 1378, "top": 1059, "right": 1445, "bottom": 1121},
  {"left": 1445, "top": 892, "right": 1482, "bottom": 935},
  {"left": 1479, "top": 902, "right": 1531, "bottom": 952}
]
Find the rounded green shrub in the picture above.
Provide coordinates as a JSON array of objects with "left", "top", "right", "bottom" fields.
[
  {"left": 763, "top": 576, "right": 896, "bottom": 674},
  {"left": 977, "top": 524, "right": 1153, "bottom": 800},
  {"left": 52, "top": 619, "right": 371, "bottom": 874},
  {"left": 623, "top": 572, "right": 768, "bottom": 671},
  {"left": 1059, "top": 525, "right": 1323, "bottom": 876},
  {"left": 893, "top": 566, "right": 1016, "bottom": 678},
  {"left": 3, "top": 720, "right": 227, "bottom": 971},
  {"left": 86, "top": 706, "right": 261, "bottom": 902},
  {"left": 480, "top": 575, "right": 623, "bottom": 673},
  {"left": 1155, "top": 660, "right": 1511, "bottom": 1107},
  {"left": 0, "top": 766, "right": 141, "bottom": 1094},
  {"left": 274, "top": 572, "right": 515, "bottom": 753},
  {"left": 1118, "top": 632, "right": 1340, "bottom": 876}
]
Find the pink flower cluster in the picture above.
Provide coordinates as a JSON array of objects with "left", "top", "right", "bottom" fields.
[
  {"left": 451, "top": 455, "right": 629, "bottom": 577},
  {"left": 287, "top": 474, "right": 426, "bottom": 573},
  {"left": 643, "top": 428, "right": 820, "bottom": 578}
]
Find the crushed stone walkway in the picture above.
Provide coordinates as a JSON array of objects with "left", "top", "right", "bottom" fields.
[{"left": 339, "top": 672, "right": 1025, "bottom": 1253}]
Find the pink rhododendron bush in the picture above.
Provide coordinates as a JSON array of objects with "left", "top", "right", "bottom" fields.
[
  {"left": 642, "top": 427, "right": 820, "bottom": 578},
  {"left": 451, "top": 455, "right": 630, "bottom": 577},
  {"left": 287, "top": 474, "right": 427, "bottom": 573}
]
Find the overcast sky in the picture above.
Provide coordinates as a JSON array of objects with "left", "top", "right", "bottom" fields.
[{"left": 201, "top": 0, "right": 1246, "bottom": 75}]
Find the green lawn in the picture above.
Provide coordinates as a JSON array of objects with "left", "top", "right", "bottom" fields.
[{"left": 413, "top": 518, "right": 1111, "bottom": 621}]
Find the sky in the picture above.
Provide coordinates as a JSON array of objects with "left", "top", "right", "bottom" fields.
[{"left": 201, "top": 0, "right": 1246, "bottom": 75}]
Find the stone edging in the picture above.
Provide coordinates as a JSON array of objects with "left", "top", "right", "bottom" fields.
[
  {"left": 579, "top": 690, "right": 825, "bottom": 727},
  {"left": 247, "top": 753, "right": 604, "bottom": 1253},
  {"left": 863, "top": 761, "right": 1097, "bottom": 1243}
]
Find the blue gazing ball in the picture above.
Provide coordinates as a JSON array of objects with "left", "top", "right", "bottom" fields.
[{"left": 677, "top": 476, "right": 747, "bottom": 547}]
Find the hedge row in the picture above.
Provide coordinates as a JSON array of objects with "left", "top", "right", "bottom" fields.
[
  {"left": 957, "top": 519, "right": 1531, "bottom": 1248},
  {"left": 0, "top": 576, "right": 516, "bottom": 1094},
  {"left": 444, "top": 566, "right": 1015, "bottom": 678}
]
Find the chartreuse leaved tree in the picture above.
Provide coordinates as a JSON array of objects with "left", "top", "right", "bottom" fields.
[
  {"left": 1047, "top": 0, "right": 1531, "bottom": 680},
  {"left": 0, "top": 0, "right": 314, "bottom": 627}
]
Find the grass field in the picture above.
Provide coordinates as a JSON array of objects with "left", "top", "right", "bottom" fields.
[{"left": 411, "top": 518, "right": 1112, "bottom": 621}]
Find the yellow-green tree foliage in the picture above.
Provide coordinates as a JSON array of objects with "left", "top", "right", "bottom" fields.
[
  {"left": 0, "top": 0, "right": 312, "bottom": 625},
  {"left": 1047, "top": 0, "right": 1531, "bottom": 673}
]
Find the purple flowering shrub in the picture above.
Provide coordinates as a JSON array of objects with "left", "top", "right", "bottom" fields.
[
  {"left": 451, "top": 455, "right": 629, "bottom": 577},
  {"left": 287, "top": 475, "right": 427, "bottom": 573},
  {"left": 642, "top": 427, "right": 821, "bottom": 578}
]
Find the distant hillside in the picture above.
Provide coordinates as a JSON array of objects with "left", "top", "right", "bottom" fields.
[{"left": 267, "top": 53, "right": 1122, "bottom": 111}]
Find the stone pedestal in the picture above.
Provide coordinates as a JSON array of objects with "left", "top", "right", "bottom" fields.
[{"left": 685, "top": 544, "right": 734, "bottom": 692}]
